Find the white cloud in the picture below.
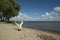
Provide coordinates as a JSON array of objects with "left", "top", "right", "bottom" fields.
[
  {"left": 54, "top": 7, "right": 60, "bottom": 12},
  {"left": 41, "top": 15, "right": 45, "bottom": 17},
  {"left": 10, "top": 7, "right": 60, "bottom": 21},
  {"left": 9, "top": 12, "right": 32, "bottom": 21},
  {"left": 39, "top": 11, "right": 60, "bottom": 21},
  {"left": 41, "top": 12, "right": 52, "bottom": 19},
  {"left": 45, "top": 12, "right": 51, "bottom": 16}
]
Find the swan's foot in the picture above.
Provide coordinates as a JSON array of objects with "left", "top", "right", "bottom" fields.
[{"left": 18, "top": 29, "right": 21, "bottom": 31}]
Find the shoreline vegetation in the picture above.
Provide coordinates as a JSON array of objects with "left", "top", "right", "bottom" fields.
[{"left": 0, "top": 22, "right": 60, "bottom": 40}]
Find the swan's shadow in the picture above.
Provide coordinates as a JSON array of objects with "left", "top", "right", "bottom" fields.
[{"left": 14, "top": 28, "right": 21, "bottom": 31}]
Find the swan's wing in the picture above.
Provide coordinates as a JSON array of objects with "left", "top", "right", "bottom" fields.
[
  {"left": 19, "top": 21, "right": 23, "bottom": 25},
  {"left": 15, "top": 22, "right": 19, "bottom": 27}
]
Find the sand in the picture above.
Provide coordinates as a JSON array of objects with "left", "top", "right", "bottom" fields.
[{"left": 0, "top": 22, "right": 60, "bottom": 40}]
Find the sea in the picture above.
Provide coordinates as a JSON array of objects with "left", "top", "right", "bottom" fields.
[{"left": 17, "top": 21, "right": 60, "bottom": 32}]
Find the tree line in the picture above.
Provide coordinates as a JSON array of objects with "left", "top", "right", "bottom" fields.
[{"left": 0, "top": 0, "right": 21, "bottom": 22}]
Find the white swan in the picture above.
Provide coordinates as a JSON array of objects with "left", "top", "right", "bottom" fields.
[{"left": 15, "top": 21, "right": 23, "bottom": 31}]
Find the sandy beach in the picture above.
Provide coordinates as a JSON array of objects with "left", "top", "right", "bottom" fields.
[{"left": 0, "top": 22, "right": 60, "bottom": 40}]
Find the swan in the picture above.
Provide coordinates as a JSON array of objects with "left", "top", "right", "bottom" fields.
[{"left": 15, "top": 21, "right": 23, "bottom": 31}]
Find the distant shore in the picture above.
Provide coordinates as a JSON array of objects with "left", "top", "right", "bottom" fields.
[{"left": 0, "top": 22, "right": 60, "bottom": 40}]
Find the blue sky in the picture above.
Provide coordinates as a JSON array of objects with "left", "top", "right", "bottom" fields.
[
  {"left": 17, "top": 0, "right": 60, "bottom": 17},
  {"left": 10, "top": 0, "right": 60, "bottom": 21}
]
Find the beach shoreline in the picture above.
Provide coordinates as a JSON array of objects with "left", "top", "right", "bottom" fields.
[{"left": 0, "top": 22, "right": 60, "bottom": 40}]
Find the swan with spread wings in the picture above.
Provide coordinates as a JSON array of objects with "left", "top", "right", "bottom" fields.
[{"left": 15, "top": 21, "right": 23, "bottom": 31}]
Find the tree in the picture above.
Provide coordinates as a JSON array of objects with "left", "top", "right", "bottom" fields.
[{"left": 0, "top": 0, "right": 21, "bottom": 21}]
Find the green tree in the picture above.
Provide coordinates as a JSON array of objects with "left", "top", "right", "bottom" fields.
[{"left": 0, "top": 0, "right": 21, "bottom": 21}]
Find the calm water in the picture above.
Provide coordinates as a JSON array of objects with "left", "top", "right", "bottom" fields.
[{"left": 18, "top": 21, "right": 60, "bottom": 32}]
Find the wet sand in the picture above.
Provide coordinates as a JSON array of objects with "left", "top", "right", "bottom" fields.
[{"left": 0, "top": 22, "right": 60, "bottom": 40}]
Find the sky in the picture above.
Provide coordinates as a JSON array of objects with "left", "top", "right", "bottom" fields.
[{"left": 10, "top": 0, "right": 60, "bottom": 21}]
